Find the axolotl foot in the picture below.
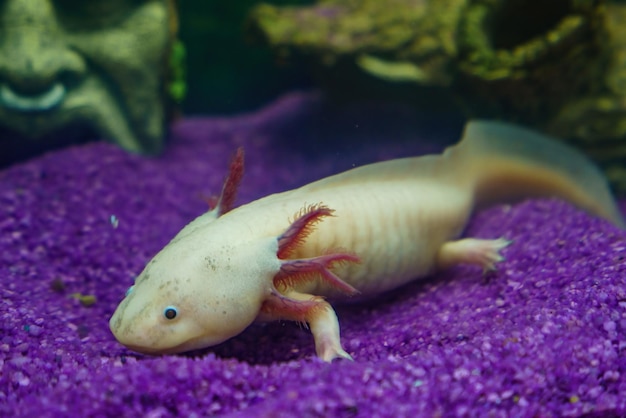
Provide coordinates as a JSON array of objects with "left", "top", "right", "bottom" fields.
[{"left": 260, "top": 204, "right": 360, "bottom": 362}]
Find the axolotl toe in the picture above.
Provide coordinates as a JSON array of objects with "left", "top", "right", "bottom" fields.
[{"left": 109, "top": 121, "right": 624, "bottom": 362}]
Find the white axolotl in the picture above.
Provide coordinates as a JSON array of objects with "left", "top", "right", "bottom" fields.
[{"left": 109, "top": 120, "right": 624, "bottom": 362}]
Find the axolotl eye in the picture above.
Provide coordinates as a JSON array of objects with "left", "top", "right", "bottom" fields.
[{"left": 163, "top": 306, "right": 178, "bottom": 320}]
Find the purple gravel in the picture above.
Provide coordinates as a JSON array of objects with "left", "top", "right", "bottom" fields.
[{"left": 1, "top": 92, "right": 626, "bottom": 417}]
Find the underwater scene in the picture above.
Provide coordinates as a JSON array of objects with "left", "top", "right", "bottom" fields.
[{"left": 2, "top": 0, "right": 626, "bottom": 416}]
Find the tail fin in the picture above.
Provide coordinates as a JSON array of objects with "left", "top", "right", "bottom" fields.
[{"left": 450, "top": 120, "right": 624, "bottom": 228}]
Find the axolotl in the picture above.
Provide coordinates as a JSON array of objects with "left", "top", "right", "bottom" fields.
[{"left": 109, "top": 120, "right": 624, "bottom": 362}]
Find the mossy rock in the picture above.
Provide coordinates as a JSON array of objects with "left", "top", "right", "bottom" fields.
[{"left": 248, "top": 0, "right": 626, "bottom": 193}]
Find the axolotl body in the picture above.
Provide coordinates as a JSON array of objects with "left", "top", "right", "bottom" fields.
[{"left": 109, "top": 120, "right": 624, "bottom": 361}]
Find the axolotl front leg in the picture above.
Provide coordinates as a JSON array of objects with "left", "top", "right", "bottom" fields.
[{"left": 258, "top": 205, "right": 360, "bottom": 362}]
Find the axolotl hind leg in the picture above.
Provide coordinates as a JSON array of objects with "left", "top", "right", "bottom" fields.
[
  {"left": 260, "top": 204, "right": 360, "bottom": 362},
  {"left": 436, "top": 237, "right": 512, "bottom": 272}
]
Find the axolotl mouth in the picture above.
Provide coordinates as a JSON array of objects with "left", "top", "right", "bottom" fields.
[{"left": 109, "top": 303, "right": 237, "bottom": 356}]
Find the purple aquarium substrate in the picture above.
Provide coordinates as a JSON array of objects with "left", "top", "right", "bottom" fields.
[{"left": 1, "top": 92, "right": 626, "bottom": 417}]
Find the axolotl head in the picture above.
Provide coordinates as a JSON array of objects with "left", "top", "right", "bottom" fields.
[{"left": 109, "top": 230, "right": 280, "bottom": 355}]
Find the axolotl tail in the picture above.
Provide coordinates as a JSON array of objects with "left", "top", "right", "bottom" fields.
[{"left": 448, "top": 120, "right": 624, "bottom": 228}]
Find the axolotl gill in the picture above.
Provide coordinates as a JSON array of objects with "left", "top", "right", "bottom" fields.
[{"left": 109, "top": 120, "right": 624, "bottom": 362}]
